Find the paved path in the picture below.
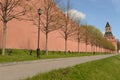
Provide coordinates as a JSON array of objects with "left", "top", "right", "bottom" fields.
[{"left": 0, "top": 54, "right": 116, "bottom": 80}]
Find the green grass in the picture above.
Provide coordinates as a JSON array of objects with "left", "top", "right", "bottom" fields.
[
  {"left": 0, "top": 49, "right": 37, "bottom": 63},
  {"left": 25, "top": 55, "right": 120, "bottom": 80},
  {"left": 0, "top": 49, "right": 107, "bottom": 63}
]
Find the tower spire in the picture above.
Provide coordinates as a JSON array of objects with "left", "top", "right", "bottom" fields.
[
  {"left": 104, "top": 22, "right": 113, "bottom": 37},
  {"left": 105, "top": 22, "right": 111, "bottom": 28}
]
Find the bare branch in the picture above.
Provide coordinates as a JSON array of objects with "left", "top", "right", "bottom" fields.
[{"left": 0, "top": 0, "right": 30, "bottom": 55}]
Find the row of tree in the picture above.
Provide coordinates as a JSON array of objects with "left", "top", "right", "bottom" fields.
[
  {"left": 0, "top": 0, "right": 118, "bottom": 55},
  {"left": 81, "top": 25, "right": 115, "bottom": 52}
]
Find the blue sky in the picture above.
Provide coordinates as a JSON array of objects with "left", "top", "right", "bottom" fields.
[{"left": 60, "top": 0, "right": 120, "bottom": 39}]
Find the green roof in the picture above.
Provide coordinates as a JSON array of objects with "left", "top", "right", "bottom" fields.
[
  {"left": 105, "top": 32, "right": 113, "bottom": 36},
  {"left": 105, "top": 22, "right": 111, "bottom": 28}
]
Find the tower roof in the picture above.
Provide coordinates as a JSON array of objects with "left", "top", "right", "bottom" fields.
[{"left": 105, "top": 22, "right": 111, "bottom": 27}]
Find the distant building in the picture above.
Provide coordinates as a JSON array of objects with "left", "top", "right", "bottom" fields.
[{"left": 104, "top": 22, "right": 117, "bottom": 53}]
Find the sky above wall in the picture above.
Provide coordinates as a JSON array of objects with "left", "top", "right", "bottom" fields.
[{"left": 60, "top": 0, "right": 120, "bottom": 40}]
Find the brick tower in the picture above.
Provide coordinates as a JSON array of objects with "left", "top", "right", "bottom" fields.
[{"left": 104, "top": 22, "right": 117, "bottom": 53}]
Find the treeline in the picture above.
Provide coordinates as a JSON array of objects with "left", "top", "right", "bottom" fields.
[{"left": 76, "top": 25, "right": 115, "bottom": 52}]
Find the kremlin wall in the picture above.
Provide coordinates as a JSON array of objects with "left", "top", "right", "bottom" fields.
[
  {"left": 0, "top": 20, "right": 92, "bottom": 52},
  {"left": 0, "top": 0, "right": 117, "bottom": 53}
]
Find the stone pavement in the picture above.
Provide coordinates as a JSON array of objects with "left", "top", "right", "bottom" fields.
[{"left": 0, "top": 54, "right": 116, "bottom": 80}]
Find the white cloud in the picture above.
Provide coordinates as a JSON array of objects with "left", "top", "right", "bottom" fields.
[{"left": 67, "top": 9, "right": 86, "bottom": 21}]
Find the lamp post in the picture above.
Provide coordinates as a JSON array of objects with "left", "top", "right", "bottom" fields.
[{"left": 37, "top": 8, "right": 42, "bottom": 58}]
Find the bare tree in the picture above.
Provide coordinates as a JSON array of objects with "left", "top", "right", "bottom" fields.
[
  {"left": 75, "top": 26, "right": 85, "bottom": 53},
  {"left": 41, "top": 0, "right": 62, "bottom": 55},
  {"left": 81, "top": 25, "right": 90, "bottom": 52},
  {"left": 60, "top": 17, "right": 77, "bottom": 53},
  {"left": 73, "top": 17, "right": 86, "bottom": 53},
  {"left": 58, "top": 0, "right": 78, "bottom": 54},
  {"left": 0, "top": 0, "right": 29, "bottom": 55},
  {"left": 76, "top": 26, "right": 81, "bottom": 53},
  {"left": 89, "top": 34, "right": 96, "bottom": 53},
  {"left": 27, "top": 0, "right": 61, "bottom": 55}
]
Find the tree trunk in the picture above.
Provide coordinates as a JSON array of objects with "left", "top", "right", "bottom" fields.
[
  {"left": 65, "top": 38, "right": 67, "bottom": 54},
  {"left": 2, "top": 22, "right": 7, "bottom": 55},
  {"left": 99, "top": 46, "right": 101, "bottom": 53},
  {"left": 91, "top": 45, "right": 93, "bottom": 53},
  {"left": 45, "top": 32, "right": 48, "bottom": 55},
  {"left": 95, "top": 45, "right": 97, "bottom": 53},
  {"left": 86, "top": 43, "right": 87, "bottom": 52},
  {"left": 78, "top": 41, "right": 80, "bottom": 53}
]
